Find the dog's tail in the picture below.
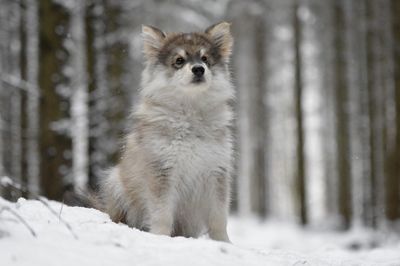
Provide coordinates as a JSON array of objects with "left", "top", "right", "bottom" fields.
[
  {"left": 62, "top": 188, "right": 103, "bottom": 210},
  {"left": 63, "top": 169, "right": 113, "bottom": 210}
]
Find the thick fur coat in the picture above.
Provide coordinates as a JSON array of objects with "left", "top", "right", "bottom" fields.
[{"left": 98, "top": 22, "right": 234, "bottom": 242}]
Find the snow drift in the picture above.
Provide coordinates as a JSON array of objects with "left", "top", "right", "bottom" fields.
[{"left": 0, "top": 198, "right": 399, "bottom": 266}]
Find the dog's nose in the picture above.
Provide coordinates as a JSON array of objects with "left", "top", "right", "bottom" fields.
[{"left": 192, "top": 66, "right": 205, "bottom": 77}]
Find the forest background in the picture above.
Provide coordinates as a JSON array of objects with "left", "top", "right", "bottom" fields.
[{"left": 0, "top": 0, "right": 399, "bottom": 232}]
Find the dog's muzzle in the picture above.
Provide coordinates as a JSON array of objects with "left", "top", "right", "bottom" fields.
[{"left": 192, "top": 65, "right": 205, "bottom": 83}]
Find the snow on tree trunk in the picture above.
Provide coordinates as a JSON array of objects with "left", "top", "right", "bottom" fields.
[
  {"left": 70, "top": 0, "right": 89, "bottom": 191},
  {"left": 301, "top": 2, "right": 326, "bottom": 226}
]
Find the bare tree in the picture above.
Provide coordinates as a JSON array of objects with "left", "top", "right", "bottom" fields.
[
  {"left": 9, "top": 0, "right": 22, "bottom": 189},
  {"left": 231, "top": 0, "right": 269, "bottom": 217},
  {"left": 39, "top": 0, "right": 71, "bottom": 200},
  {"left": 252, "top": 12, "right": 269, "bottom": 217},
  {"left": 333, "top": 0, "right": 352, "bottom": 229},
  {"left": 25, "top": 0, "right": 40, "bottom": 195},
  {"left": 385, "top": 0, "right": 400, "bottom": 223},
  {"left": 293, "top": 0, "right": 307, "bottom": 225},
  {"left": 70, "top": 0, "right": 89, "bottom": 191}
]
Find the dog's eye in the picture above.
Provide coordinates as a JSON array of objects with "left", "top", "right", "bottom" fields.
[
  {"left": 201, "top": 56, "right": 208, "bottom": 63},
  {"left": 176, "top": 57, "right": 185, "bottom": 65}
]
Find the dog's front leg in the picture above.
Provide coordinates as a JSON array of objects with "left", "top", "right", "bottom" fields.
[
  {"left": 148, "top": 170, "right": 174, "bottom": 236},
  {"left": 149, "top": 200, "right": 174, "bottom": 236},
  {"left": 208, "top": 203, "right": 230, "bottom": 242},
  {"left": 208, "top": 174, "right": 231, "bottom": 243}
]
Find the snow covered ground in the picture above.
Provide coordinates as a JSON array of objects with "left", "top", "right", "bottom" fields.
[{"left": 1, "top": 197, "right": 399, "bottom": 266}]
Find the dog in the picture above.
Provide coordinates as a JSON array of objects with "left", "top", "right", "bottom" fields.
[{"left": 98, "top": 22, "right": 234, "bottom": 242}]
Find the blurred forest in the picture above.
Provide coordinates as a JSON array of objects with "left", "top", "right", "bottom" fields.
[{"left": 0, "top": 0, "right": 399, "bottom": 231}]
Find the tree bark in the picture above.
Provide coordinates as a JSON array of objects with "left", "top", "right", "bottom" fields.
[
  {"left": 25, "top": 0, "right": 40, "bottom": 195},
  {"left": 385, "top": 0, "right": 400, "bottom": 222},
  {"left": 250, "top": 14, "right": 268, "bottom": 217},
  {"left": 86, "top": 0, "right": 111, "bottom": 190},
  {"left": 333, "top": 0, "right": 352, "bottom": 229},
  {"left": 70, "top": 0, "right": 89, "bottom": 191},
  {"left": 293, "top": 0, "right": 307, "bottom": 225},
  {"left": 39, "top": 0, "right": 71, "bottom": 200}
]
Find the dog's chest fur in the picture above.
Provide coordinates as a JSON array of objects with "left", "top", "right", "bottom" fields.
[{"left": 135, "top": 101, "right": 233, "bottom": 187}]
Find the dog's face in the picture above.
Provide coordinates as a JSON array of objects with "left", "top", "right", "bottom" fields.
[{"left": 141, "top": 22, "right": 233, "bottom": 95}]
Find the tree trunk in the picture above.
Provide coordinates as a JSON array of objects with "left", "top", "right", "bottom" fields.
[
  {"left": 333, "top": 0, "right": 352, "bottom": 229},
  {"left": 86, "top": 0, "right": 111, "bottom": 190},
  {"left": 293, "top": 0, "right": 307, "bottom": 225},
  {"left": 25, "top": 0, "right": 40, "bottom": 195},
  {"left": 385, "top": 0, "right": 400, "bottom": 222},
  {"left": 0, "top": 0, "right": 7, "bottom": 197},
  {"left": 39, "top": 0, "right": 71, "bottom": 200},
  {"left": 70, "top": 0, "right": 89, "bottom": 191},
  {"left": 364, "top": 0, "right": 383, "bottom": 228},
  {"left": 104, "top": 0, "right": 131, "bottom": 164},
  {"left": 9, "top": 0, "right": 22, "bottom": 190},
  {"left": 250, "top": 14, "right": 268, "bottom": 217}
]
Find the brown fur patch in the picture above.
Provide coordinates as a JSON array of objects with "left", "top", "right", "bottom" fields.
[
  {"left": 142, "top": 25, "right": 166, "bottom": 60},
  {"left": 158, "top": 32, "right": 220, "bottom": 67},
  {"left": 215, "top": 174, "right": 229, "bottom": 203},
  {"left": 148, "top": 160, "right": 172, "bottom": 198},
  {"left": 142, "top": 22, "right": 233, "bottom": 66},
  {"left": 205, "top": 22, "right": 233, "bottom": 61}
]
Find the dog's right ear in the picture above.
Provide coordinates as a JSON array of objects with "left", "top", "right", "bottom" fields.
[
  {"left": 142, "top": 25, "right": 166, "bottom": 60},
  {"left": 205, "top": 22, "right": 233, "bottom": 61}
]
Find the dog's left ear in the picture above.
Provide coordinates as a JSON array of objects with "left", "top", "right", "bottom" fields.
[
  {"left": 205, "top": 22, "right": 233, "bottom": 60},
  {"left": 142, "top": 25, "right": 166, "bottom": 60}
]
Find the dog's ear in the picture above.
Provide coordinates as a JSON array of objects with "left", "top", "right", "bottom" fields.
[
  {"left": 205, "top": 22, "right": 233, "bottom": 60},
  {"left": 142, "top": 25, "right": 166, "bottom": 60}
]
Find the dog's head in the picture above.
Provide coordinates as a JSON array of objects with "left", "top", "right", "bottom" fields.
[{"left": 140, "top": 22, "right": 233, "bottom": 100}]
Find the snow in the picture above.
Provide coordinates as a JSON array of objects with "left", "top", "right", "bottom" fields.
[{"left": 1, "top": 197, "right": 399, "bottom": 266}]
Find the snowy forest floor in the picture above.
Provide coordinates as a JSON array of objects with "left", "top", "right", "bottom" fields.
[{"left": 0, "top": 198, "right": 399, "bottom": 266}]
